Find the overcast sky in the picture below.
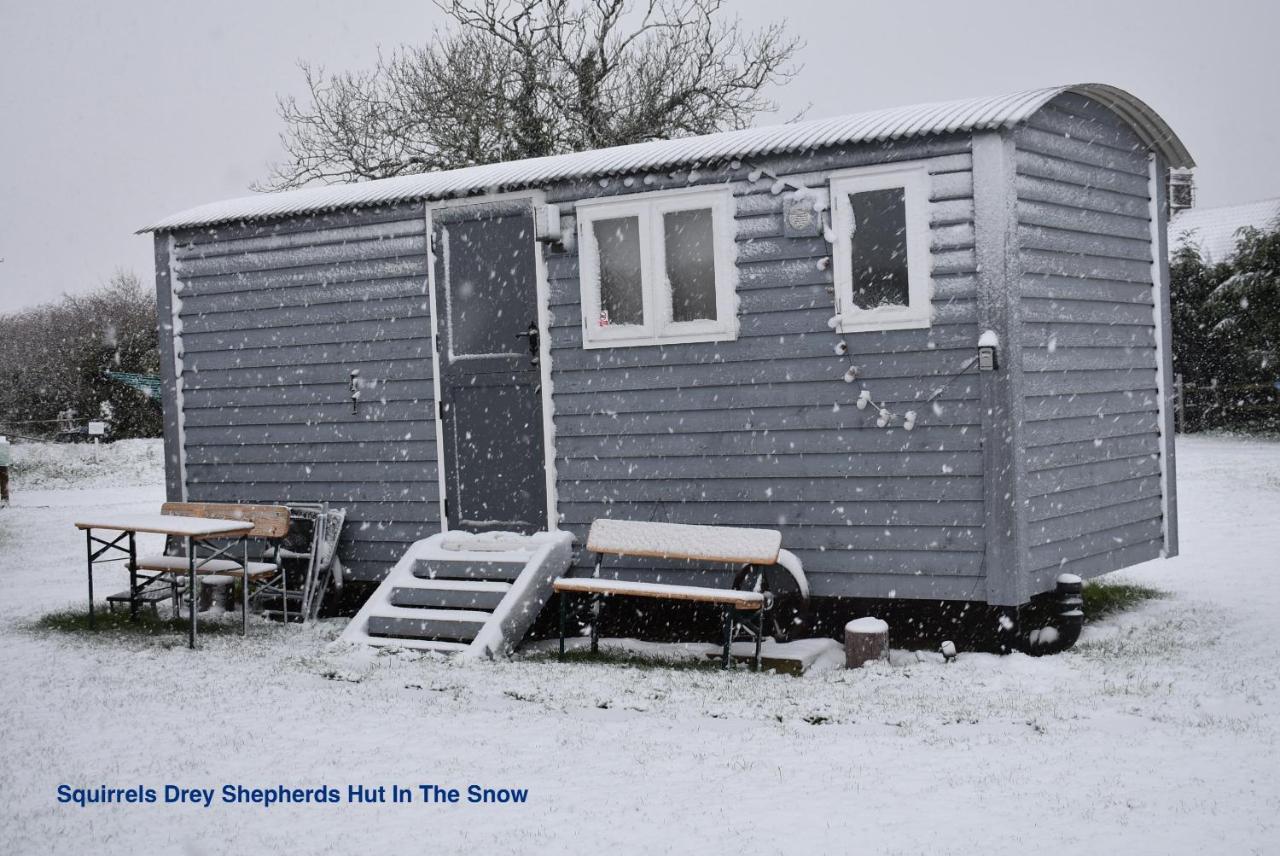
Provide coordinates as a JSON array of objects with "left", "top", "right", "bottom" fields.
[{"left": 1, "top": 0, "right": 1276, "bottom": 311}]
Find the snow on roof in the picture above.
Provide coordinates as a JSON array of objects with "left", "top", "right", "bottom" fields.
[
  {"left": 141, "top": 83, "right": 1192, "bottom": 233},
  {"left": 1170, "top": 198, "right": 1280, "bottom": 264}
]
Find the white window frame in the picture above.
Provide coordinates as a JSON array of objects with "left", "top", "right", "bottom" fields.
[
  {"left": 576, "top": 186, "right": 737, "bottom": 348},
  {"left": 829, "top": 162, "right": 933, "bottom": 333}
]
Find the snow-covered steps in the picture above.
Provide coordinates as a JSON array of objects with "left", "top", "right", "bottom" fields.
[{"left": 340, "top": 530, "right": 574, "bottom": 657}]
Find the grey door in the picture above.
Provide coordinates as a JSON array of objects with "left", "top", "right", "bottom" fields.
[{"left": 432, "top": 199, "right": 547, "bottom": 533}]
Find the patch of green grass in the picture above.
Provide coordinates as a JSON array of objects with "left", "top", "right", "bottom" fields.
[
  {"left": 523, "top": 648, "right": 723, "bottom": 672},
  {"left": 29, "top": 606, "right": 234, "bottom": 638},
  {"left": 1082, "top": 580, "right": 1165, "bottom": 621}
]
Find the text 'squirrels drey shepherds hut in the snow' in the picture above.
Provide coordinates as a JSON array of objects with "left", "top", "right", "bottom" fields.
[{"left": 141, "top": 84, "right": 1191, "bottom": 636}]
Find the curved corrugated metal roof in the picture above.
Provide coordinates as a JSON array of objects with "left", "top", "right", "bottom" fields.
[{"left": 141, "top": 83, "right": 1193, "bottom": 232}]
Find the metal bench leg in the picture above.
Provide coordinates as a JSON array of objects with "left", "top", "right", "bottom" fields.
[
  {"left": 242, "top": 537, "right": 249, "bottom": 637},
  {"left": 590, "top": 594, "right": 600, "bottom": 655},
  {"left": 187, "top": 536, "right": 198, "bottom": 650},
  {"left": 722, "top": 607, "right": 733, "bottom": 670},
  {"left": 558, "top": 594, "right": 567, "bottom": 660},
  {"left": 128, "top": 531, "right": 138, "bottom": 622},
  {"left": 85, "top": 529, "right": 96, "bottom": 630},
  {"left": 754, "top": 606, "right": 764, "bottom": 673}
]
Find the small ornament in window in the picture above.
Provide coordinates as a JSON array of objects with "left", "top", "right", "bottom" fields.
[{"left": 598, "top": 309, "right": 611, "bottom": 328}]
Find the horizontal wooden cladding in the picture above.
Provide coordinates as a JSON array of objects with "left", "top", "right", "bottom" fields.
[
  {"left": 550, "top": 381, "right": 984, "bottom": 418},
  {"left": 557, "top": 451, "right": 982, "bottom": 481},
  {"left": 1024, "top": 99, "right": 1149, "bottom": 156},
  {"left": 176, "top": 257, "right": 429, "bottom": 297},
  {"left": 1022, "top": 368, "right": 1157, "bottom": 397},
  {"left": 173, "top": 217, "right": 426, "bottom": 261},
  {"left": 551, "top": 356, "right": 982, "bottom": 396},
  {"left": 181, "top": 317, "right": 428, "bottom": 354},
  {"left": 558, "top": 426, "right": 982, "bottom": 459},
  {"left": 180, "top": 294, "right": 430, "bottom": 337},
  {"left": 1027, "top": 496, "right": 1163, "bottom": 547},
  {"left": 178, "top": 276, "right": 427, "bottom": 317},
  {"left": 1021, "top": 322, "right": 1154, "bottom": 349},
  {"left": 1023, "top": 433, "right": 1158, "bottom": 470},
  {"left": 1022, "top": 275, "right": 1155, "bottom": 306},
  {"left": 173, "top": 204, "right": 424, "bottom": 246},
  {"left": 1028, "top": 518, "right": 1163, "bottom": 573},
  {"left": 183, "top": 338, "right": 435, "bottom": 373},
  {"left": 1018, "top": 223, "right": 1152, "bottom": 263},
  {"left": 1028, "top": 540, "right": 1163, "bottom": 590},
  {"left": 181, "top": 400, "right": 430, "bottom": 424},
  {"left": 195, "top": 480, "right": 439, "bottom": 503},
  {"left": 1015, "top": 174, "right": 1150, "bottom": 221},
  {"left": 1014, "top": 149, "right": 1150, "bottom": 199},
  {"left": 1014, "top": 125, "right": 1149, "bottom": 178},
  {"left": 183, "top": 358, "right": 434, "bottom": 393},
  {"left": 554, "top": 404, "right": 975, "bottom": 438},
  {"left": 1024, "top": 454, "right": 1160, "bottom": 497},
  {"left": 185, "top": 440, "right": 436, "bottom": 466},
  {"left": 1023, "top": 411, "right": 1159, "bottom": 448},
  {"left": 187, "top": 460, "right": 440, "bottom": 484},
  {"left": 557, "top": 499, "right": 984, "bottom": 527},
  {"left": 1025, "top": 390, "right": 1159, "bottom": 421},
  {"left": 1016, "top": 199, "right": 1150, "bottom": 242},
  {"left": 1023, "top": 346, "right": 1157, "bottom": 373},
  {"left": 174, "top": 233, "right": 426, "bottom": 280},
  {"left": 184, "top": 420, "right": 436, "bottom": 446},
  {"left": 183, "top": 378, "right": 433, "bottom": 409},
  {"left": 1018, "top": 299, "right": 1162, "bottom": 330},
  {"left": 1019, "top": 248, "right": 1152, "bottom": 283},
  {"left": 560, "top": 474, "right": 982, "bottom": 504},
  {"left": 1027, "top": 474, "right": 1160, "bottom": 522}
]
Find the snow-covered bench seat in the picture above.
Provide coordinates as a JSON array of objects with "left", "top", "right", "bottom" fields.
[{"left": 554, "top": 519, "right": 785, "bottom": 671}]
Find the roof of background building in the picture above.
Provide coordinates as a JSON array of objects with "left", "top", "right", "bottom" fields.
[
  {"left": 1171, "top": 198, "right": 1280, "bottom": 264},
  {"left": 141, "top": 83, "right": 1193, "bottom": 233}
]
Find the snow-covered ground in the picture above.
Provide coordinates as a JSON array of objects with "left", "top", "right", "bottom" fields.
[{"left": 1, "top": 436, "right": 1277, "bottom": 854}]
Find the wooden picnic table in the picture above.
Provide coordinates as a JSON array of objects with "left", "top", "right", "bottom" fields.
[{"left": 75, "top": 513, "right": 253, "bottom": 649}]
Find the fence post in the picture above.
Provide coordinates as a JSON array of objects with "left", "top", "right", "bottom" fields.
[{"left": 1173, "top": 373, "right": 1184, "bottom": 434}]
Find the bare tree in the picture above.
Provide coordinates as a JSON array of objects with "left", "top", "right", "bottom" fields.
[{"left": 260, "top": 0, "right": 801, "bottom": 189}]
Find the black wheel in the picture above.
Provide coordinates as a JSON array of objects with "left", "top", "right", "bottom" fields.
[{"left": 732, "top": 565, "right": 809, "bottom": 643}]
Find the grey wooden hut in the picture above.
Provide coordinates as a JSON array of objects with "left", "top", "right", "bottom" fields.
[{"left": 141, "top": 83, "right": 1190, "bottom": 614}]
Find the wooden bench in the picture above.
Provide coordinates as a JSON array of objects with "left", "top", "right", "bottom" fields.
[
  {"left": 132, "top": 502, "right": 290, "bottom": 632},
  {"left": 553, "top": 519, "right": 783, "bottom": 671}
]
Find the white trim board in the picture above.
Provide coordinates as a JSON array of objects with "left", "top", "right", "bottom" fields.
[
  {"left": 1147, "top": 155, "right": 1172, "bottom": 555},
  {"left": 166, "top": 234, "right": 189, "bottom": 502}
]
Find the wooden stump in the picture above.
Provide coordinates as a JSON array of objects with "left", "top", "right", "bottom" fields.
[{"left": 845, "top": 617, "right": 889, "bottom": 668}]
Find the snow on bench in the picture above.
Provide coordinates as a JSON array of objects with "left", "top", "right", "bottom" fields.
[
  {"left": 585, "top": 519, "right": 782, "bottom": 566},
  {"left": 553, "top": 578, "right": 765, "bottom": 610}
]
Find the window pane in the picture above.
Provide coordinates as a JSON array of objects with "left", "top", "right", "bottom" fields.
[
  {"left": 592, "top": 216, "right": 644, "bottom": 327},
  {"left": 663, "top": 208, "right": 718, "bottom": 323},
  {"left": 847, "top": 187, "right": 909, "bottom": 309}
]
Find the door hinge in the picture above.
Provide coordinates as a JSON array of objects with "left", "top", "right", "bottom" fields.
[
  {"left": 437, "top": 400, "right": 445, "bottom": 421},
  {"left": 443, "top": 496, "right": 451, "bottom": 522}
]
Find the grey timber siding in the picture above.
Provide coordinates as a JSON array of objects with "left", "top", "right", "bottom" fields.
[
  {"left": 1012, "top": 93, "right": 1170, "bottom": 592},
  {"left": 167, "top": 204, "right": 438, "bottom": 579},
  {"left": 545, "top": 137, "right": 989, "bottom": 601}
]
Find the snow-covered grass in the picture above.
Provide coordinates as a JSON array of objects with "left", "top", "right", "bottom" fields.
[
  {"left": 1, "top": 435, "right": 1278, "bottom": 854},
  {"left": 7, "top": 438, "right": 163, "bottom": 490}
]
